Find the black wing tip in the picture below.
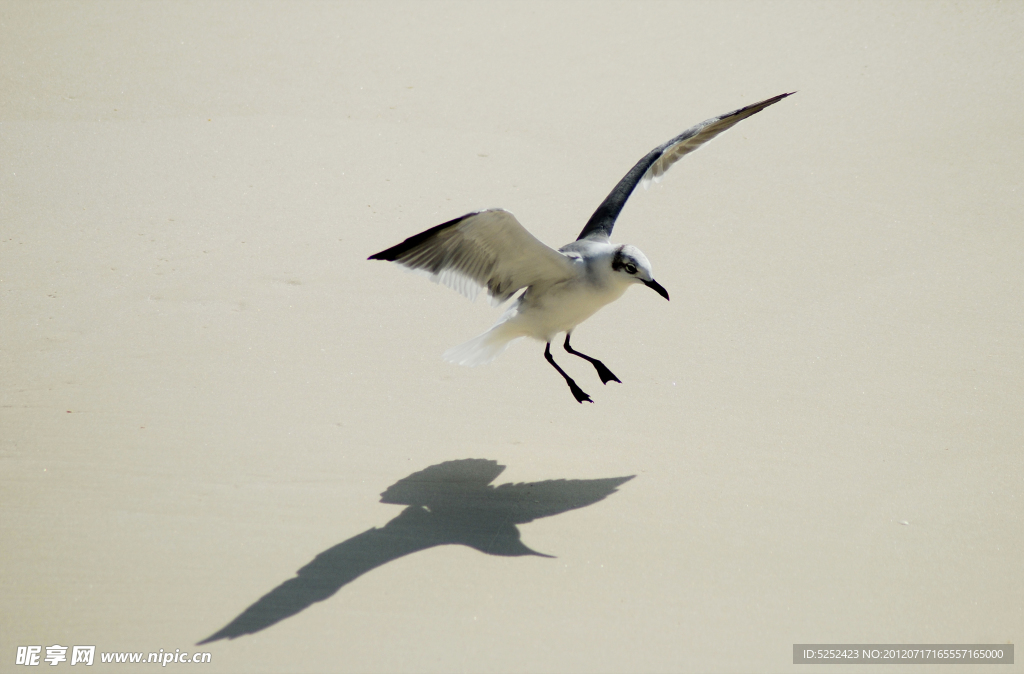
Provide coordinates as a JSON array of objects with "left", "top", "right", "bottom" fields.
[
  {"left": 741, "top": 91, "right": 796, "bottom": 115},
  {"left": 367, "top": 211, "right": 483, "bottom": 262}
]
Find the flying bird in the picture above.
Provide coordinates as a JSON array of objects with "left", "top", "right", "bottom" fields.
[{"left": 370, "top": 93, "right": 792, "bottom": 402}]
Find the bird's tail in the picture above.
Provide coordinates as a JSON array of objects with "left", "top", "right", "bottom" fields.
[{"left": 443, "top": 323, "right": 522, "bottom": 367}]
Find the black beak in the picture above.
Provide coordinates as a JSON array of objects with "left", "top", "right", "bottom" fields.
[{"left": 643, "top": 278, "right": 670, "bottom": 301}]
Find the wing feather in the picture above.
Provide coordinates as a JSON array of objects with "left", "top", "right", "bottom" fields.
[
  {"left": 369, "top": 209, "right": 576, "bottom": 304},
  {"left": 577, "top": 92, "right": 794, "bottom": 242}
]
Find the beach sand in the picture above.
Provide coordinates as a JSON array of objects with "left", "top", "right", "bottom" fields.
[{"left": 1, "top": 2, "right": 1021, "bottom": 672}]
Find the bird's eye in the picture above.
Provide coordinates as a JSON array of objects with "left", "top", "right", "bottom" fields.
[{"left": 624, "top": 263, "right": 637, "bottom": 274}]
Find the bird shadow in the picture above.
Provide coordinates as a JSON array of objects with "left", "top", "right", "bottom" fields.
[{"left": 199, "top": 458, "right": 633, "bottom": 644}]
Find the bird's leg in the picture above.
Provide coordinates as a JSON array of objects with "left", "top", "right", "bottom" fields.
[
  {"left": 563, "top": 333, "right": 621, "bottom": 385},
  {"left": 545, "top": 343, "right": 592, "bottom": 404}
]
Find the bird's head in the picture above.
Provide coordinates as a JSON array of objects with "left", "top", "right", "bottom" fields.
[{"left": 612, "top": 245, "right": 669, "bottom": 300}]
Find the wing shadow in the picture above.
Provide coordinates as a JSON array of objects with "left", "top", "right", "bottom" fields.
[{"left": 199, "top": 458, "right": 633, "bottom": 643}]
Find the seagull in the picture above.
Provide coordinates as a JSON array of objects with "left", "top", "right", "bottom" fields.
[{"left": 370, "top": 93, "right": 792, "bottom": 403}]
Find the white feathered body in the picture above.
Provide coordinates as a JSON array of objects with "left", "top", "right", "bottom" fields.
[{"left": 443, "top": 242, "right": 632, "bottom": 366}]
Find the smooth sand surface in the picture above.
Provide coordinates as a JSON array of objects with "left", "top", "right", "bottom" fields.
[{"left": 2, "top": 2, "right": 1021, "bottom": 672}]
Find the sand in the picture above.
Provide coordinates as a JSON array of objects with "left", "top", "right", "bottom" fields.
[{"left": 1, "top": 2, "right": 1021, "bottom": 672}]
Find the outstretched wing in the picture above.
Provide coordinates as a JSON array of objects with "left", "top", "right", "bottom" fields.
[
  {"left": 577, "top": 92, "right": 794, "bottom": 242},
  {"left": 490, "top": 476, "right": 635, "bottom": 524},
  {"left": 369, "top": 208, "right": 576, "bottom": 304}
]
